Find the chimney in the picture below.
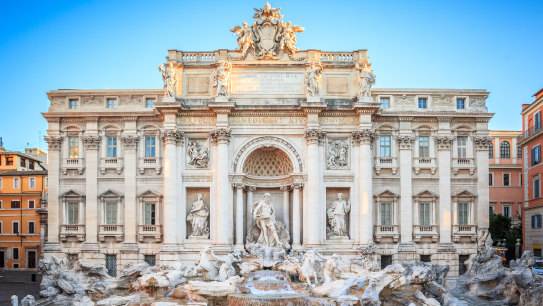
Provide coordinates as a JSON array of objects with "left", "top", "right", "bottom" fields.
[{"left": 0, "top": 137, "right": 5, "bottom": 152}]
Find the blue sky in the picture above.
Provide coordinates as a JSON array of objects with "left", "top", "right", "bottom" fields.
[{"left": 1, "top": 0, "right": 542, "bottom": 152}]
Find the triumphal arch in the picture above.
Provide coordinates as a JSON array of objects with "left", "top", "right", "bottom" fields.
[{"left": 43, "top": 3, "right": 492, "bottom": 281}]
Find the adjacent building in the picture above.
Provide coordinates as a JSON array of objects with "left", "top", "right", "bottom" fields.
[
  {"left": 0, "top": 146, "right": 48, "bottom": 269},
  {"left": 42, "top": 3, "right": 492, "bottom": 284},
  {"left": 489, "top": 131, "right": 523, "bottom": 224},
  {"left": 519, "top": 88, "right": 543, "bottom": 257}
]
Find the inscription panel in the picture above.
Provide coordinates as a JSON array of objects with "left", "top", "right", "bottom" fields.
[
  {"left": 326, "top": 76, "right": 349, "bottom": 95},
  {"left": 231, "top": 73, "right": 304, "bottom": 95},
  {"left": 230, "top": 116, "right": 306, "bottom": 125},
  {"left": 187, "top": 76, "right": 210, "bottom": 94},
  {"left": 178, "top": 117, "right": 216, "bottom": 126}
]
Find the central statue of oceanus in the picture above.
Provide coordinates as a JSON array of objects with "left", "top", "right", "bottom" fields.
[{"left": 246, "top": 193, "right": 290, "bottom": 254}]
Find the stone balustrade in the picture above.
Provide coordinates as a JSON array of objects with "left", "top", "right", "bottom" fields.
[
  {"left": 137, "top": 225, "right": 162, "bottom": 242},
  {"left": 60, "top": 224, "right": 85, "bottom": 242},
  {"left": 413, "top": 157, "right": 436, "bottom": 175},
  {"left": 374, "top": 225, "right": 400, "bottom": 242},
  {"left": 100, "top": 157, "right": 123, "bottom": 175},
  {"left": 413, "top": 225, "right": 439, "bottom": 242},
  {"left": 98, "top": 225, "right": 124, "bottom": 242},
  {"left": 374, "top": 156, "right": 398, "bottom": 175},
  {"left": 452, "top": 224, "right": 477, "bottom": 242},
  {"left": 138, "top": 157, "right": 162, "bottom": 174},
  {"left": 62, "top": 158, "right": 85, "bottom": 175}
]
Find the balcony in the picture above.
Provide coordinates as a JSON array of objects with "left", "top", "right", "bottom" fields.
[
  {"left": 100, "top": 157, "right": 123, "bottom": 175},
  {"left": 452, "top": 224, "right": 477, "bottom": 242},
  {"left": 62, "top": 158, "right": 85, "bottom": 175},
  {"left": 137, "top": 225, "right": 162, "bottom": 242},
  {"left": 138, "top": 157, "right": 162, "bottom": 175},
  {"left": 374, "top": 156, "right": 398, "bottom": 175},
  {"left": 98, "top": 225, "right": 124, "bottom": 242},
  {"left": 374, "top": 225, "right": 399, "bottom": 242},
  {"left": 413, "top": 157, "right": 436, "bottom": 175},
  {"left": 452, "top": 158, "right": 475, "bottom": 175},
  {"left": 60, "top": 224, "right": 85, "bottom": 242},
  {"left": 413, "top": 225, "right": 439, "bottom": 242},
  {"left": 518, "top": 125, "right": 542, "bottom": 144}
]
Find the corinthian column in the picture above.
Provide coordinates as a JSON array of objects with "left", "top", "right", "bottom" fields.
[
  {"left": 121, "top": 135, "right": 138, "bottom": 246},
  {"left": 234, "top": 183, "right": 245, "bottom": 247},
  {"left": 436, "top": 136, "right": 453, "bottom": 245},
  {"left": 304, "top": 129, "right": 325, "bottom": 246},
  {"left": 44, "top": 136, "right": 62, "bottom": 253},
  {"left": 281, "top": 186, "right": 291, "bottom": 231},
  {"left": 397, "top": 135, "right": 415, "bottom": 244},
  {"left": 291, "top": 183, "right": 302, "bottom": 247},
  {"left": 353, "top": 129, "right": 374, "bottom": 245},
  {"left": 82, "top": 135, "right": 100, "bottom": 254},
  {"left": 161, "top": 129, "right": 182, "bottom": 247},
  {"left": 475, "top": 136, "right": 491, "bottom": 228},
  {"left": 210, "top": 128, "right": 232, "bottom": 246}
]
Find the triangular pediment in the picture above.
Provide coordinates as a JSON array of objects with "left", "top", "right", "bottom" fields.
[
  {"left": 61, "top": 189, "right": 84, "bottom": 199},
  {"left": 452, "top": 190, "right": 477, "bottom": 199},
  {"left": 99, "top": 189, "right": 123, "bottom": 199},
  {"left": 138, "top": 190, "right": 162, "bottom": 199},
  {"left": 414, "top": 190, "right": 439, "bottom": 199},
  {"left": 374, "top": 190, "right": 399, "bottom": 199}
]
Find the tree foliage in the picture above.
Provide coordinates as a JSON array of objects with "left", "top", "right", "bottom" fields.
[{"left": 489, "top": 212, "right": 522, "bottom": 246}]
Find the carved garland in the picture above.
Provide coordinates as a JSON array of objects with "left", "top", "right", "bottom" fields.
[{"left": 233, "top": 136, "right": 303, "bottom": 173}]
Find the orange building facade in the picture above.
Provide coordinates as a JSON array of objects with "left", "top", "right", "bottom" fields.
[
  {"left": 489, "top": 131, "right": 523, "bottom": 224},
  {"left": 0, "top": 147, "right": 48, "bottom": 270},
  {"left": 519, "top": 88, "right": 543, "bottom": 257}
]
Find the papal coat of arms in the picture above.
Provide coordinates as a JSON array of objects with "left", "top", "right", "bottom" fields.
[{"left": 230, "top": 2, "right": 304, "bottom": 60}]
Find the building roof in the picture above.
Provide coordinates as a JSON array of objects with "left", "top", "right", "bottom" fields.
[
  {"left": 0, "top": 169, "right": 48, "bottom": 176},
  {"left": 0, "top": 151, "right": 48, "bottom": 170}
]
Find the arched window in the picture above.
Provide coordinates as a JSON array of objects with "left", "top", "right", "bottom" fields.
[
  {"left": 500, "top": 141, "right": 510, "bottom": 158},
  {"left": 489, "top": 142, "right": 493, "bottom": 158}
]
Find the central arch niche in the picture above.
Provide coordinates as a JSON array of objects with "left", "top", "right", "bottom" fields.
[{"left": 242, "top": 147, "right": 294, "bottom": 177}]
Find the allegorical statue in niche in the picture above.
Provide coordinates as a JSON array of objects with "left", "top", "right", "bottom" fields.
[
  {"left": 305, "top": 62, "right": 323, "bottom": 96},
  {"left": 230, "top": 22, "right": 255, "bottom": 58},
  {"left": 159, "top": 62, "right": 177, "bottom": 97},
  {"left": 327, "top": 140, "right": 349, "bottom": 169},
  {"left": 187, "top": 140, "right": 209, "bottom": 168},
  {"left": 213, "top": 60, "right": 232, "bottom": 97},
  {"left": 187, "top": 193, "right": 209, "bottom": 238},
  {"left": 356, "top": 62, "right": 375, "bottom": 100},
  {"left": 246, "top": 193, "right": 290, "bottom": 253},
  {"left": 327, "top": 193, "right": 351, "bottom": 238}
]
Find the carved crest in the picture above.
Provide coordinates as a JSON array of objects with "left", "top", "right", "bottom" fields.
[{"left": 230, "top": 2, "right": 304, "bottom": 60}]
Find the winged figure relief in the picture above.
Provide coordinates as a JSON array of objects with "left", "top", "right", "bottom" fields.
[
  {"left": 230, "top": 22, "right": 255, "bottom": 58},
  {"left": 277, "top": 21, "right": 304, "bottom": 55}
]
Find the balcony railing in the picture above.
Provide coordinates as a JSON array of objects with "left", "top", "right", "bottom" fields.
[
  {"left": 320, "top": 52, "right": 354, "bottom": 62},
  {"left": 138, "top": 157, "right": 162, "bottom": 175},
  {"left": 413, "top": 225, "right": 439, "bottom": 242},
  {"left": 100, "top": 157, "right": 123, "bottom": 175},
  {"left": 413, "top": 157, "right": 436, "bottom": 175},
  {"left": 60, "top": 224, "right": 85, "bottom": 242},
  {"left": 452, "top": 224, "right": 477, "bottom": 242},
  {"left": 374, "top": 225, "right": 399, "bottom": 242},
  {"left": 98, "top": 224, "right": 124, "bottom": 242},
  {"left": 62, "top": 158, "right": 85, "bottom": 175},
  {"left": 518, "top": 124, "right": 542, "bottom": 143},
  {"left": 137, "top": 224, "right": 162, "bottom": 242},
  {"left": 374, "top": 156, "right": 398, "bottom": 175},
  {"left": 452, "top": 158, "right": 475, "bottom": 175}
]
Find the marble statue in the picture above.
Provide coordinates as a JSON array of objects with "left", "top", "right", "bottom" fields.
[
  {"left": 230, "top": 22, "right": 254, "bottom": 58},
  {"left": 305, "top": 63, "right": 322, "bottom": 96},
  {"left": 299, "top": 249, "right": 325, "bottom": 286},
  {"left": 327, "top": 193, "right": 351, "bottom": 238},
  {"left": 278, "top": 21, "right": 304, "bottom": 56},
  {"left": 213, "top": 61, "right": 232, "bottom": 97},
  {"left": 246, "top": 193, "right": 290, "bottom": 254},
  {"left": 216, "top": 254, "right": 236, "bottom": 282},
  {"left": 327, "top": 140, "right": 349, "bottom": 169},
  {"left": 356, "top": 62, "right": 375, "bottom": 100},
  {"left": 323, "top": 254, "right": 343, "bottom": 283},
  {"left": 187, "top": 193, "right": 210, "bottom": 238},
  {"left": 187, "top": 140, "right": 209, "bottom": 168},
  {"left": 159, "top": 62, "right": 177, "bottom": 97},
  {"left": 193, "top": 246, "right": 218, "bottom": 281}
]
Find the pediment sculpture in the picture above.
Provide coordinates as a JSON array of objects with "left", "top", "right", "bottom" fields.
[{"left": 230, "top": 2, "right": 304, "bottom": 60}]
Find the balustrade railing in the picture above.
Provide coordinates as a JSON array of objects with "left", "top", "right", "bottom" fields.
[
  {"left": 137, "top": 225, "right": 162, "bottom": 242},
  {"left": 181, "top": 52, "right": 216, "bottom": 63},
  {"left": 319, "top": 52, "right": 354, "bottom": 62}
]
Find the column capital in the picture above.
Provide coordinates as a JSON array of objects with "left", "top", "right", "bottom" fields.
[
  {"left": 436, "top": 136, "right": 454, "bottom": 151},
  {"left": 305, "top": 129, "right": 326, "bottom": 145},
  {"left": 397, "top": 135, "right": 415, "bottom": 150},
  {"left": 161, "top": 129, "right": 183, "bottom": 145},
  {"left": 474, "top": 136, "right": 492, "bottom": 151},
  {"left": 82, "top": 135, "right": 100, "bottom": 150},
  {"left": 291, "top": 182, "right": 303, "bottom": 189},
  {"left": 121, "top": 135, "right": 139, "bottom": 150},
  {"left": 280, "top": 185, "right": 291, "bottom": 192},
  {"left": 245, "top": 185, "right": 256, "bottom": 192},
  {"left": 44, "top": 136, "right": 62, "bottom": 151},
  {"left": 210, "top": 128, "right": 231, "bottom": 144},
  {"left": 233, "top": 183, "right": 245, "bottom": 190},
  {"left": 352, "top": 129, "right": 374, "bottom": 145}
]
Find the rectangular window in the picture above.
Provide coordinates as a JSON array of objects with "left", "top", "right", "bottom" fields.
[
  {"left": 380, "top": 202, "right": 393, "bottom": 225},
  {"left": 457, "top": 203, "right": 469, "bottom": 225},
  {"left": 144, "top": 255, "right": 156, "bottom": 266},
  {"left": 534, "top": 177, "right": 541, "bottom": 199},
  {"left": 518, "top": 146, "right": 522, "bottom": 158},
  {"left": 503, "top": 173, "right": 510, "bottom": 186},
  {"left": 0, "top": 222, "right": 2, "bottom": 233},
  {"left": 144, "top": 203, "right": 156, "bottom": 225},
  {"left": 419, "top": 202, "right": 431, "bottom": 225},
  {"left": 456, "top": 98, "right": 465, "bottom": 110},
  {"left": 535, "top": 112, "right": 541, "bottom": 131},
  {"left": 489, "top": 142, "right": 493, "bottom": 158},
  {"left": 13, "top": 248, "right": 19, "bottom": 260},
  {"left": 419, "top": 136, "right": 430, "bottom": 158},
  {"left": 29, "top": 177, "right": 35, "bottom": 189},
  {"left": 418, "top": 98, "right": 427, "bottom": 109},
  {"left": 28, "top": 221, "right": 35, "bottom": 234},
  {"left": 67, "top": 202, "right": 79, "bottom": 224},
  {"left": 381, "top": 255, "right": 392, "bottom": 269},
  {"left": 457, "top": 136, "right": 467, "bottom": 158},
  {"left": 106, "top": 255, "right": 117, "bottom": 277},
  {"left": 146, "top": 98, "right": 155, "bottom": 108},
  {"left": 69, "top": 99, "right": 79, "bottom": 109},
  {"left": 13, "top": 222, "right": 19, "bottom": 234},
  {"left": 6, "top": 156, "right": 13, "bottom": 166},
  {"left": 106, "top": 98, "right": 117, "bottom": 108},
  {"left": 520, "top": 173, "right": 523, "bottom": 186},
  {"left": 29, "top": 160, "right": 34, "bottom": 170},
  {"left": 420, "top": 255, "right": 431, "bottom": 262},
  {"left": 145, "top": 136, "right": 156, "bottom": 158},
  {"left": 489, "top": 205, "right": 494, "bottom": 214},
  {"left": 20, "top": 158, "right": 25, "bottom": 167},
  {"left": 11, "top": 200, "right": 20, "bottom": 209},
  {"left": 13, "top": 178, "right": 19, "bottom": 189},
  {"left": 380, "top": 97, "right": 390, "bottom": 108},
  {"left": 28, "top": 200, "right": 35, "bottom": 209},
  {"left": 489, "top": 173, "right": 494, "bottom": 186},
  {"left": 503, "top": 206, "right": 511, "bottom": 218},
  {"left": 0, "top": 251, "right": 4, "bottom": 268},
  {"left": 380, "top": 136, "right": 391, "bottom": 157},
  {"left": 68, "top": 137, "right": 79, "bottom": 158},
  {"left": 459, "top": 255, "right": 470, "bottom": 275},
  {"left": 0, "top": 178, "right": 2, "bottom": 189},
  {"left": 107, "top": 136, "right": 117, "bottom": 158},
  {"left": 532, "top": 214, "right": 542, "bottom": 228},
  {"left": 105, "top": 202, "right": 117, "bottom": 225}
]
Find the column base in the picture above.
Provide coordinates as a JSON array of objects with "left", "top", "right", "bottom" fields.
[{"left": 437, "top": 242, "right": 457, "bottom": 253}]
